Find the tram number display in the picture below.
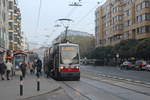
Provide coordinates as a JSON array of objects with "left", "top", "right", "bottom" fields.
[{"left": 61, "top": 47, "right": 76, "bottom": 51}]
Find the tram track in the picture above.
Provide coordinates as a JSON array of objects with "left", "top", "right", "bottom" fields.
[
  {"left": 81, "top": 72, "right": 150, "bottom": 97},
  {"left": 62, "top": 81, "right": 92, "bottom": 100},
  {"left": 61, "top": 80, "right": 126, "bottom": 100}
]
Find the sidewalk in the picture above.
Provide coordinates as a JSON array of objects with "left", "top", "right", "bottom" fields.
[{"left": 0, "top": 73, "right": 60, "bottom": 100}]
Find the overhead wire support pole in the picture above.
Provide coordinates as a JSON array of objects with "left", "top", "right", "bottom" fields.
[
  {"left": 57, "top": 18, "right": 73, "bottom": 43},
  {"left": 65, "top": 26, "right": 69, "bottom": 42}
]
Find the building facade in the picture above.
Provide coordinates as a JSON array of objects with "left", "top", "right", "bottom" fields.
[
  {"left": 21, "top": 32, "right": 29, "bottom": 51},
  {"left": 0, "top": 0, "right": 9, "bottom": 54},
  {"left": 8, "top": 0, "right": 22, "bottom": 50},
  {"left": 95, "top": 0, "right": 150, "bottom": 47},
  {"left": 0, "top": 0, "right": 23, "bottom": 61}
]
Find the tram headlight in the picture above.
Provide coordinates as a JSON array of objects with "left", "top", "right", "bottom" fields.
[
  {"left": 59, "top": 66, "right": 64, "bottom": 72},
  {"left": 76, "top": 66, "right": 79, "bottom": 69},
  {"left": 60, "top": 66, "right": 64, "bottom": 69},
  {"left": 74, "top": 66, "right": 79, "bottom": 69}
]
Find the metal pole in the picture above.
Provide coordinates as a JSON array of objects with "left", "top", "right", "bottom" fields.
[
  {"left": 37, "top": 72, "right": 40, "bottom": 91},
  {"left": 65, "top": 26, "right": 69, "bottom": 42},
  {"left": 20, "top": 75, "right": 23, "bottom": 96}
]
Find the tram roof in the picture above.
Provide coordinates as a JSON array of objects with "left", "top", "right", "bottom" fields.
[
  {"left": 13, "top": 50, "right": 27, "bottom": 56},
  {"left": 58, "top": 42, "right": 79, "bottom": 46}
]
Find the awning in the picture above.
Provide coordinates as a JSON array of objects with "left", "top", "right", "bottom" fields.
[{"left": 5, "top": 56, "right": 13, "bottom": 60}]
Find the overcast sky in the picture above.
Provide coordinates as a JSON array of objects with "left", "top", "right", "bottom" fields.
[{"left": 18, "top": 0, "right": 106, "bottom": 49}]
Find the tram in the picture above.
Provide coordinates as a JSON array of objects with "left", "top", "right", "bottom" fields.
[{"left": 44, "top": 42, "right": 80, "bottom": 81}]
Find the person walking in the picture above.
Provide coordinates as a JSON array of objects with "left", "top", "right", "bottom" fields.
[
  {"left": 6, "top": 60, "right": 13, "bottom": 80},
  {"left": 36, "top": 59, "right": 42, "bottom": 75},
  {"left": 0, "top": 61, "right": 6, "bottom": 80},
  {"left": 20, "top": 61, "right": 27, "bottom": 78},
  {"left": 29, "top": 62, "right": 34, "bottom": 74}
]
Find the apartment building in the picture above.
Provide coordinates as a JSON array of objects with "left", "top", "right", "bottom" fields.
[
  {"left": 95, "top": 0, "right": 150, "bottom": 47},
  {"left": 8, "top": 0, "right": 22, "bottom": 50},
  {"left": 21, "top": 32, "right": 29, "bottom": 51},
  {"left": 0, "top": 0, "right": 9, "bottom": 54}
]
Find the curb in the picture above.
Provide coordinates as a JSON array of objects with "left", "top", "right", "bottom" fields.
[{"left": 17, "top": 86, "right": 62, "bottom": 100}]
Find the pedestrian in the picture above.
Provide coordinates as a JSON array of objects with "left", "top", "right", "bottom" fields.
[
  {"left": 0, "top": 61, "right": 6, "bottom": 80},
  {"left": 29, "top": 62, "right": 34, "bottom": 74},
  {"left": 6, "top": 60, "right": 13, "bottom": 80},
  {"left": 32, "top": 61, "right": 35, "bottom": 74},
  {"left": 20, "top": 61, "right": 27, "bottom": 78},
  {"left": 36, "top": 59, "right": 42, "bottom": 76}
]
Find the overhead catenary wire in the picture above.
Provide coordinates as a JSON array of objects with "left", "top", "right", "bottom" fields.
[
  {"left": 36, "top": 0, "right": 42, "bottom": 32},
  {"left": 75, "top": 3, "right": 99, "bottom": 26},
  {"left": 65, "top": 7, "right": 77, "bottom": 18},
  {"left": 63, "top": 1, "right": 83, "bottom": 21},
  {"left": 31, "top": 0, "right": 42, "bottom": 47}
]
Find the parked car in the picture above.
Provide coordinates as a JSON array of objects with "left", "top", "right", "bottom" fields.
[
  {"left": 120, "top": 61, "right": 134, "bottom": 70},
  {"left": 134, "top": 60, "right": 147, "bottom": 70}
]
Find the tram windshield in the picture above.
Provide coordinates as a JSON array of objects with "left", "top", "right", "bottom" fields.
[{"left": 60, "top": 46, "right": 79, "bottom": 65}]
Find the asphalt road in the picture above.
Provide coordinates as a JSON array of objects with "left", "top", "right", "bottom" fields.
[
  {"left": 57, "top": 66, "right": 150, "bottom": 100},
  {"left": 22, "top": 65, "right": 150, "bottom": 100},
  {"left": 81, "top": 65, "right": 150, "bottom": 83}
]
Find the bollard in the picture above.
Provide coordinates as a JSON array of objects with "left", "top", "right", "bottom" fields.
[
  {"left": 37, "top": 72, "right": 40, "bottom": 91},
  {"left": 20, "top": 75, "right": 23, "bottom": 96}
]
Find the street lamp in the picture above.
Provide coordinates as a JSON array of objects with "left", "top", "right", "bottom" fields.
[{"left": 57, "top": 18, "right": 73, "bottom": 42}]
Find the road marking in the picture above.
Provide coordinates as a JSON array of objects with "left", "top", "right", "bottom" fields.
[
  {"left": 118, "top": 78, "right": 124, "bottom": 80},
  {"left": 125, "top": 79, "right": 132, "bottom": 82},
  {"left": 112, "top": 76, "right": 118, "bottom": 79},
  {"left": 134, "top": 80, "right": 142, "bottom": 83}
]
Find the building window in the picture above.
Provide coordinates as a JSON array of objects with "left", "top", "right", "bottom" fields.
[
  {"left": 113, "top": 6, "right": 123, "bottom": 13},
  {"left": 9, "top": 1, "right": 13, "bottom": 10},
  {"left": 113, "top": 24, "right": 123, "bottom": 31},
  {"left": 124, "top": 9, "right": 131, "bottom": 17},
  {"left": 9, "top": 22, "right": 13, "bottom": 30},
  {"left": 136, "top": 1, "right": 149, "bottom": 11},
  {"left": 124, "top": 20, "right": 131, "bottom": 27},
  {"left": 142, "top": 1, "right": 149, "bottom": 9},
  {"left": 137, "top": 26, "right": 150, "bottom": 34},
  {"left": 137, "top": 13, "right": 150, "bottom": 22},
  {"left": 145, "top": 13, "right": 150, "bottom": 20},
  {"left": 9, "top": 32, "right": 13, "bottom": 40},
  {"left": 14, "top": 34, "right": 17, "bottom": 42},
  {"left": 112, "top": 15, "right": 123, "bottom": 24},
  {"left": 9, "top": 12, "right": 13, "bottom": 20}
]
